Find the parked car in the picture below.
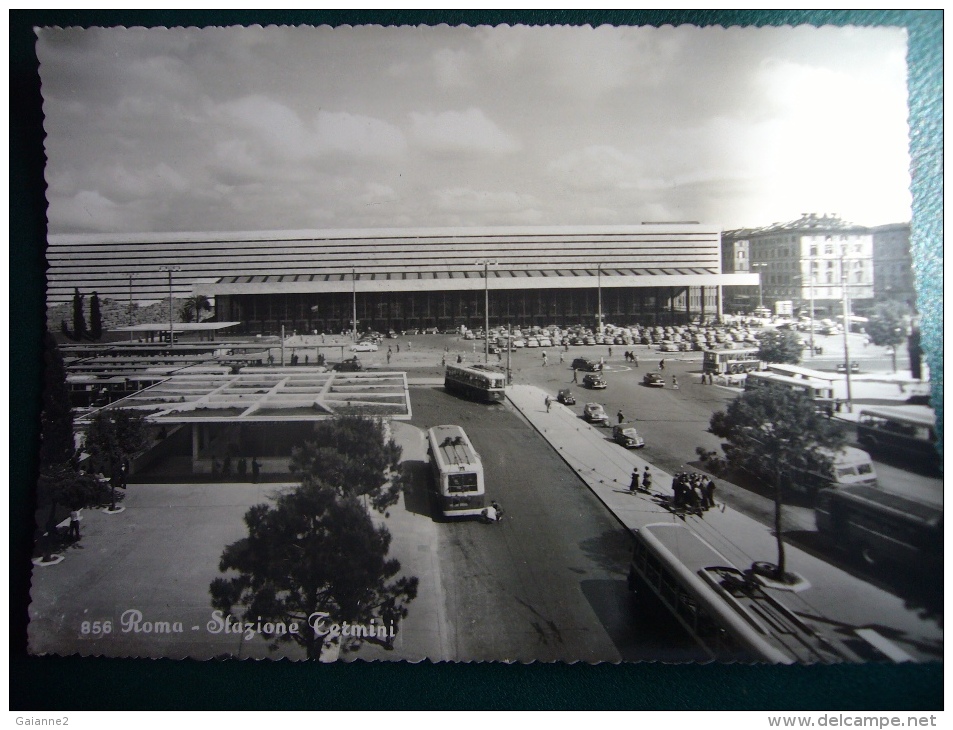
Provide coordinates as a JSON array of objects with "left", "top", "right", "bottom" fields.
[
  {"left": 572, "top": 357, "right": 602, "bottom": 372},
  {"left": 612, "top": 423, "right": 645, "bottom": 449},
  {"left": 583, "top": 373, "right": 607, "bottom": 389},
  {"left": 351, "top": 341, "right": 379, "bottom": 352},
  {"left": 556, "top": 388, "right": 576, "bottom": 405},
  {"left": 642, "top": 372, "right": 665, "bottom": 387},
  {"left": 334, "top": 357, "right": 364, "bottom": 372},
  {"left": 583, "top": 402, "right": 609, "bottom": 425},
  {"left": 836, "top": 362, "right": 861, "bottom": 374}
]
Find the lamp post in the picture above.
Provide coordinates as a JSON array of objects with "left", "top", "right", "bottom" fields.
[
  {"left": 352, "top": 267, "right": 358, "bottom": 342},
  {"left": 597, "top": 263, "right": 603, "bottom": 335},
  {"left": 841, "top": 257, "right": 853, "bottom": 412},
  {"left": 127, "top": 273, "right": 136, "bottom": 342},
  {"left": 751, "top": 262, "right": 768, "bottom": 312},
  {"left": 793, "top": 271, "right": 816, "bottom": 355},
  {"left": 476, "top": 260, "right": 497, "bottom": 363},
  {"left": 158, "top": 266, "right": 181, "bottom": 344}
]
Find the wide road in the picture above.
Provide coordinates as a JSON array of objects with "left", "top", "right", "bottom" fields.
[{"left": 406, "top": 385, "right": 706, "bottom": 662}]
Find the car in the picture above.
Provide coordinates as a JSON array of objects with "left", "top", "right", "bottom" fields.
[
  {"left": 556, "top": 388, "right": 576, "bottom": 405},
  {"left": 583, "top": 373, "right": 607, "bottom": 389},
  {"left": 487, "top": 344, "right": 501, "bottom": 355},
  {"left": 350, "top": 342, "right": 379, "bottom": 352},
  {"left": 572, "top": 357, "right": 602, "bottom": 372},
  {"left": 836, "top": 362, "right": 861, "bottom": 374},
  {"left": 612, "top": 423, "right": 645, "bottom": 449},
  {"left": 583, "top": 402, "right": 609, "bottom": 425},
  {"left": 642, "top": 373, "right": 665, "bottom": 387},
  {"left": 333, "top": 357, "right": 363, "bottom": 372}
]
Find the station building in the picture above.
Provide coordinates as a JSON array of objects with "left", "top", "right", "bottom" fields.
[{"left": 47, "top": 224, "right": 758, "bottom": 334}]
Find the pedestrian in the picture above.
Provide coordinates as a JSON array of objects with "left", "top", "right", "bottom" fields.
[
  {"left": 542, "top": 352, "right": 548, "bottom": 366},
  {"left": 703, "top": 477, "right": 716, "bottom": 509},
  {"left": 672, "top": 376, "right": 678, "bottom": 389},
  {"left": 700, "top": 372, "right": 707, "bottom": 385},
  {"left": 633, "top": 354, "right": 639, "bottom": 367},
  {"left": 630, "top": 468, "right": 640, "bottom": 493},
  {"left": 68, "top": 509, "right": 81, "bottom": 540},
  {"left": 267, "top": 352, "right": 274, "bottom": 365},
  {"left": 441, "top": 354, "right": 446, "bottom": 367},
  {"left": 251, "top": 456, "right": 261, "bottom": 484},
  {"left": 497, "top": 351, "right": 503, "bottom": 362},
  {"left": 608, "top": 346, "right": 613, "bottom": 358},
  {"left": 617, "top": 409, "right": 624, "bottom": 424},
  {"left": 457, "top": 354, "right": 463, "bottom": 364},
  {"left": 396, "top": 343, "right": 400, "bottom": 353},
  {"left": 237, "top": 457, "right": 248, "bottom": 480},
  {"left": 387, "top": 350, "right": 392, "bottom": 365},
  {"left": 659, "top": 359, "right": 665, "bottom": 371},
  {"left": 559, "top": 352, "right": 565, "bottom": 364},
  {"left": 545, "top": 395, "right": 552, "bottom": 413},
  {"left": 642, "top": 466, "right": 653, "bottom": 492},
  {"left": 572, "top": 369, "right": 578, "bottom": 383},
  {"left": 304, "top": 354, "right": 309, "bottom": 366}
]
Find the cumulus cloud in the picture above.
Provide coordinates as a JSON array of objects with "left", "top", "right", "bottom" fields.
[
  {"left": 410, "top": 108, "right": 521, "bottom": 155},
  {"left": 433, "top": 187, "right": 539, "bottom": 214},
  {"left": 547, "top": 146, "right": 645, "bottom": 192}
]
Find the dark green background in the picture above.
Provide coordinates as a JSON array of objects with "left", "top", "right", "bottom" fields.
[{"left": 10, "top": 10, "right": 943, "bottom": 711}]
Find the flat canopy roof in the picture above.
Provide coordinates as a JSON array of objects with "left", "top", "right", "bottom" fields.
[
  {"left": 111, "top": 321, "right": 242, "bottom": 332},
  {"left": 77, "top": 369, "right": 412, "bottom": 424}
]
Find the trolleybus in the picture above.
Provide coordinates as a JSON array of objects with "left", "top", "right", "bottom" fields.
[
  {"left": 744, "top": 370, "right": 837, "bottom": 415},
  {"left": 815, "top": 485, "right": 942, "bottom": 572},
  {"left": 426, "top": 425, "right": 486, "bottom": 518},
  {"left": 627, "top": 523, "right": 875, "bottom": 663},
  {"left": 444, "top": 363, "right": 507, "bottom": 402},
  {"left": 703, "top": 348, "right": 763, "bottom": 375},
  {"left": 856, "top": 406, "right": 939, "bottom": 470}
]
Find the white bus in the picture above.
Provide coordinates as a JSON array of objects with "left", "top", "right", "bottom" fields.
[
  {"left": 744, "top": 371, "right": 837, "bottom": 415},
  {"left": 702, "top": 348, "right": 763, "bottom": 375},
  {"left": 444, "top": 363, "right": 507, "bottom": 402},
  {"left": 426, "top": 425, "right": 486, "bottom": 518}
]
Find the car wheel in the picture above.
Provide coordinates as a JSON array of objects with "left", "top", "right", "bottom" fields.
[{"left": 859, "top": 543, "right": 880, "bottom": 567}]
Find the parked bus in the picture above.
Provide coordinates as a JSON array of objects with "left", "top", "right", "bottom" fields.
[
  {"left": 744, "top": 371, "right": 837, "bottom": 415},
  {"left": 627, "top": 523, "right": 859, "bottom": 663},
  {"left": 703, "top": 348, "right": 763, "bottom": 375},
  {"left": 856, "top": 406, "right": 939, "bottom": 470},
  {"left": 426, "top": 425, "right": 486, "bottom": 518},
  {"left": 444, "top": 363, "right": 506, "bottom": 402},
  {"left": 815, "top": 485, "right": 942, "bottom": 571}
]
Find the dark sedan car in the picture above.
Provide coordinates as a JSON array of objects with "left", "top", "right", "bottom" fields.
[
  {"left": 572, "top": 357, "right": 602, "bottom": 372},
  {"left": 612, "top": 423, "right": 645, "bottom": 449},
  {"left": 642, "top": 372, "right": 665, "bottom": 387},
  {"left": 583, "top": 373, "right": 607, "bottom": 389},
  {"left": 333, "top": 357, "right": 364, "bottom": 372},
  {"left": 557, "top": 388, "right": 576, "bottom": 405}
]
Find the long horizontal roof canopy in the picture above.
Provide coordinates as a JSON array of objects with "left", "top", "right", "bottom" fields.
[{"left": 47, "top": 223, "right": 750, "bottom": 304}]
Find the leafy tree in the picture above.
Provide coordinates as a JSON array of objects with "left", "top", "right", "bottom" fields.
[
  {"left": 708, "top": 388, "right": 845, "bottom": 580},
  {"left": 756, "top": 329, "right": 803, "bottom": 364},
  {"left": 210, "top": 464, "right": 418, "bottom": 658},
  {"left": 87, "top": 291, "right": 103, "bottom": 340},
  {"left": 289, "top": 416, "right": 402, "bottom": 513},
  {"left": 865, "top": 301, "right": 909, "bottom": 373},
  {"left": 180, "top": 294, "right": 212, "bottom": 323},
  {"left": 40, "top": 331, "right": 75, "bottom": 467},
  {"left": 84, "top": 409, "right": 149, "bottom": 510}
]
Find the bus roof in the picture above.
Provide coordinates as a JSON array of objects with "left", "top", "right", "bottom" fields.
[
  {"left": 428, "top": 425, "right": 480, "bottom": 469},
  {"left": 447, "top": 363, "right": 505, "bottom": 375},
  {"left": 766, "top": 364, "right": 838, "bottom": 383},
  {"left": 857, "top": 405, "right": 936, "bottom": 428}
]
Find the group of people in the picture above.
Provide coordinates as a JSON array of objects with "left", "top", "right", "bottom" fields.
[
  {"left": 672, "top": 472, "right": 716, "bottom": 512},
  {"left": 623, "top": 351, "right": 639, "bottom": 365}
]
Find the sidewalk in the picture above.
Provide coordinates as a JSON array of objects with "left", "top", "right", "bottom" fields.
[{"left": 505, "top": 384, "right": 943, "bottom": 662}]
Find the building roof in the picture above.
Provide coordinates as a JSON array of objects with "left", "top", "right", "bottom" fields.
[
  {"left": 724, "top": 213, "right": 867, "bottom": 241},
  {"left": 47, "top": 223, "right": 740, "bottom": 304}
]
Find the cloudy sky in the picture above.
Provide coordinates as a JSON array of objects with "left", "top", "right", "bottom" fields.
[{"left": 37, "top": 24, "right": 911, "bottom": 236}]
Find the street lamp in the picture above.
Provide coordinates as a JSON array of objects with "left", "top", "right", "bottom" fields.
[
  {"left": 158, "top": 265, "right": 181, "bottom": 344},
  {"left": 751, "top": 262, "right": 768, "bottom": 312},
  {"left": 793, "top": 271, "right": 816, "bottom": 355},
  {"left": 476, "top": 260, "right": 497, "bottom": 363},
  {"left": 840, "top": 257, "right": 853, "bottom": 412},
  {"left": 351, "top": 267, "right": 358, "bottom": 342},
  {"left": 127, "top": 273, "right": 136, "bottom": 342},
  {"left": 597, "top": 263, "right": 603, "bottom": 335}
]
